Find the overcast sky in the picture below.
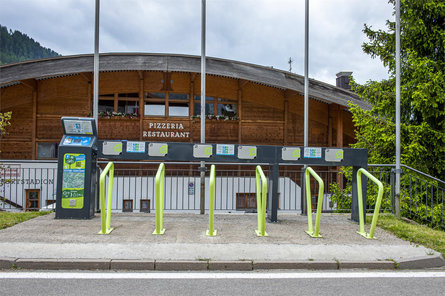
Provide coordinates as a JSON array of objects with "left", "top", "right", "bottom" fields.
[{"left": 0, "top": 0, "right": 394, "bottom": 85}]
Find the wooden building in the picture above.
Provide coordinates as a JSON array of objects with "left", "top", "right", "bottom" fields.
[{"left": 0, "top": 53, "right": 368, "bottom": 159}]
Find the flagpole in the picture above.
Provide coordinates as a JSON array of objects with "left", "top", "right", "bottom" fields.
[
  {"left": 395, "top": 0, "right": 401, "bottom": 218},
  {"left": 93, "top": 0, "right": 100, "bottom": 129},
  {"left": 200, "top": 0, "right": 207, "bottom": 215}
]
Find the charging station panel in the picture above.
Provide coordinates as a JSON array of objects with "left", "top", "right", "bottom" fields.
[
  {"left": 282, "top": 147, "right": 301, "bottom": 161},
  {"left": 325, "top": 148, "right": 344, "bottom": 162},
  {"left": 102, "top": 141, "right": 123, "bottom": 156},
  {"left": 193, "top": 144, "right": 213, "bottom": 158},
  {"left": 238, "top": 145, "right": 257, "bottom": 160},
  {"left": 149, "top": 143, "right": 168, "bottom": 157}
]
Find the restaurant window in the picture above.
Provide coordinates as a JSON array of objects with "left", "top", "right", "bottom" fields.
[
  {"left": 98, "top": 94, "right": 115, "bottom": 113},
  {"left": 118, "top": 93, "right": 139, "bottom": 115},
  {"left": 118, "top": 100, "right": 139, "bottom": 114},
  {"left": 99, "top": 93, "right": 139, "bottom": 117},
  {"left": 168, "top": 93, "right": 189, "bottom": 117},
  {"left": 194, "top": 96, "right": 237, "bottom": 118},
  {"left": 194, "top": 96, "right": 215, "bottom": 116},
  {"left": 37, "top": 143, "right": 58, "bottom": 159},
  {"left": 144, "top": 92, "right": 189, "bottom": 117},
  {"left": 217, "top": 98, "right": 237, "bottom": 117},
  {"left": 98, "top": 100, "right": 114, "bottom": 113},
  {"left": 144, "top": 92, "right": 166, "bottom": 116}
]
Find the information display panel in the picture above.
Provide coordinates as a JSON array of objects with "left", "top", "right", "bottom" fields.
[{"left": 61, "top": 117, "right": 97, "bottom": 136}]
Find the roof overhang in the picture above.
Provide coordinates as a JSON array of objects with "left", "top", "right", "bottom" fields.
[{"left": 0, "top": 53, "right": 369, "bottom": 110}]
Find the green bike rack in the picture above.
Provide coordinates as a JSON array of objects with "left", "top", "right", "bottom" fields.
[
  {"left": 206, "top": 165, "right": 217, "bottom": 236},
  {"left": 98, "top": 162, "right": 114, "bottom": 235},
  {"left": 255, "top": 165, "right": 268, "bottom": 237},
  {"left": 152, "top": 163, "right": 166, "bottom": 235},
  {"left": 357, "top": 168, "right": 384, "bottom": 239},
  {"left": 305, "top": 167, "right": 324, "bottom": 238}
]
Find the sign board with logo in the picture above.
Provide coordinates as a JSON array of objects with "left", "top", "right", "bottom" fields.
[
  {"left": 188, "top": 182, "right": 195, "bottom": 195},
  {"left": 61, "top": 153, "right": 86, "bottom": 209}
]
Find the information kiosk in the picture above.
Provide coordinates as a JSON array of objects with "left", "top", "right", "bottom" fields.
[{"left": 55, "top": 117, "right": 97, "bottom": 219}]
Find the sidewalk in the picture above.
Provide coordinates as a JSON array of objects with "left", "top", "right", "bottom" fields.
[{"left": 0, "top": 212, "right": 444, "bottom": 271}]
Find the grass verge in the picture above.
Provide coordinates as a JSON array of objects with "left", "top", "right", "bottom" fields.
[
  {"left": 368, "top": 213, "right": 445, "bottom": 258},
  {"left": 0, "top": 211, "right": 51, "bottom": 230}
]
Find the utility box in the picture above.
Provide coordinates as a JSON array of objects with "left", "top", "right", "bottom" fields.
[{"left": 55, "top": 117, "right": 97, "bottom": 219}]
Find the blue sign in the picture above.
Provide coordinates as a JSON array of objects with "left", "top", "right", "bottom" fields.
[
  {"left": 63, "top": 136, "right": 92, "bottom": 146},
  {"left": 188, "top": 182, "right": 195, "bottom": 195}
]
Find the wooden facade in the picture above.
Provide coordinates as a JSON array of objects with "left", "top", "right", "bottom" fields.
[{"left": 0, "top": 54, "right": 360, "bottom": 160}]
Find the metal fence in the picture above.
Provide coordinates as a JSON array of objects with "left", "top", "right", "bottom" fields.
[
  {"left": 0, "top": 160, "right": 57, "bottom": 211},
  {"left": 101, "top": 162, "right": 273, "bottom": 213},
  {"left": 101, "top": 162, "right": 346, "bottom": 213},
  {"left": 395, "top": 165, "right": 445, "bottom": 229},
  {"left": 1, "top": 160, "right": 444, "bottom": 230}
]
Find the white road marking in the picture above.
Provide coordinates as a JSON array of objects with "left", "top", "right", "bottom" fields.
[{"left": 1, "top": 271, "right": 445, "bottom": 280}]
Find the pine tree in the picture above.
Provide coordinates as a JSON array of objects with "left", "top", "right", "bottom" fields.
[
  {"left": 0, "top": 25, "right": 60, "bottom": 65},
  {"left": 349, "top": 0, "right": 444, "bottom": 179}
]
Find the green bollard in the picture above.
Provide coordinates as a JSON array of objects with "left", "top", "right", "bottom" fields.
[
  {"left": 98, "top": 162, "right": 114, "bottom": 235},
  {"left": 357, "top": 168, "right": 384, "bottom": 239},
  {"left": 255, "top": 165, "right": 268, "bottom": 237},
  {"left": 305, "top": 167, "right": 324, "bottom": 238},
  {"left": 153, "top": 163, "right": 166, "bottom": 235},
  {"left": 206, "top": 165, "right": 217, "bottom": 236}
]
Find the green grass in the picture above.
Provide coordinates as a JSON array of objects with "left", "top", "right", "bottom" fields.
[
  {"left": 0, "top": 211, "right": 51, "bottom": 230},
  {"left": 369, "top": 214, "right": 445, "bottom": 257}
]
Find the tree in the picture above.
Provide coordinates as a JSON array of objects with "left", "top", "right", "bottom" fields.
[
  {"left": 0, "top": 112, "right": 11, "bottom": 135},
  {"left": 0, "top": 112, "right": 12, "bottom": 186},
  {"left": 349, "top": 0, "right": 444, "bottom": 180},
  {"left": 0, "top": 25, "right": 60, "bottom": 65}
]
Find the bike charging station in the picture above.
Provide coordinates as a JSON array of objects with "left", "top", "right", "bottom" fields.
[
  {"left": 55, "top": 117, "right": 98, "bottom": 219},
  {"left": 55, "top": 117, "right": 368, "bottom": 224}
]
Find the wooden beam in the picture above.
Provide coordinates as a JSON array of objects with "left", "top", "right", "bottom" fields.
[
  {"left": 139, "top": 71, "right": 144, "bottom": 141},
  {"left": 336, "top": 107, "right": 344, "bottom": 148},
  {"left": 161, "top": 72, "right": 172, "bottom": 91},
  {"left": 19, "top": 79, "right": 37, "bottom": 90},
  {"left": 0, "top": 88, "right": 5, "bottom": 109},
  {"left": 79, "top": 72, "right": 92, "bottom": 82},
  {"left": 190, "top": 73, "right": 195, "bottom": 143},
  {"left": 284, "top": 99, "right": 289, "bottom": 145},
  {"left": 31, "top": 90, "right": 37, "bottom": 159},
  {"left": 190, "top": 73, "right": 195, "bottom": 117},
  {"left": 238, "top": 79, "right": 244, "bottom": 143},
  {"left": 328, "top": 117, "right": 333, "bottom": 147},
  {"left": 239, "top": 79, "right": 249, "bottom": 89},
  {"left": 283, "top": 89, "right": 298, "bottom": 99},
  {"left": 114, "top": 93, "right": 118, "bottom": 112}
]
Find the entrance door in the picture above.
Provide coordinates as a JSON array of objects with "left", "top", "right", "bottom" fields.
[{"left": 25, "top": 189, "right": 40, "bottom": 211}]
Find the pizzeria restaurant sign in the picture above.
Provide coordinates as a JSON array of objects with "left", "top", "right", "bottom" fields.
[{"left": 143, "top": 122, "right": 190, "bottom": 138}]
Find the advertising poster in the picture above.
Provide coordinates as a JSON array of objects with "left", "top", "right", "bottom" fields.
[{"left": 61, "top": 153, "right": 86, "bottom": 209}]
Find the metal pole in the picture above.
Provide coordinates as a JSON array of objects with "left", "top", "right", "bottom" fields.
[
  {"left": 395, "top": 0, "right": 401, "bottom": 218},
  {"left": 93, "top": 0, "right": 100, "bottom": 130},
  {"left": 200, "top": 0, "right": 207, "bottom": 215},
  {"left": 302, "top": 0, "right": 309, "bottom": 216},
  {"left": 303, "top": 0, "right": 309, "bottom": 148}
]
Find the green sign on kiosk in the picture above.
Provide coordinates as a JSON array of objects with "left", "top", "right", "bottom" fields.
[
  {"left": 56, "top": 117, "right": 97, "bottom": 219},
  {"left": 61, "top": 153, "right": 86, "bottom": 209}
]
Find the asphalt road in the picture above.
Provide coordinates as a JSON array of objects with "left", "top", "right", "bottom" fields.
[{"left": 1, "top": 271, "right": 445, "bottom": 296}]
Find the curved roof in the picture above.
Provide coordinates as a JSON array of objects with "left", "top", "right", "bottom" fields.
[{"left": 0, "top": 53, "right": 369, "bottom": 110}]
